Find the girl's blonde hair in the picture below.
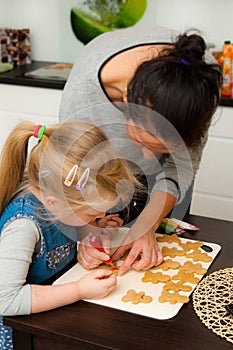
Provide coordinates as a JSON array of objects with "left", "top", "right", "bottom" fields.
[{"left": 0, "top": 120, "right": 138, "bottom": 217}]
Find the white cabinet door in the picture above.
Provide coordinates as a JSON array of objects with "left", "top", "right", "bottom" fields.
[
  {"left": 0, "top": 84, "right": 62, "bottom": 117},
  {"left": 190, "top": 107, "right": 233, "bottom": 222},
  {"left": 0, "top": 84, "right": 61, "bottom": 151}
]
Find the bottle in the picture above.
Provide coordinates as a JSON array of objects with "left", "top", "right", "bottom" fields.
[{"left": 221, "top": 40, "right": 233, "bottom": 97}]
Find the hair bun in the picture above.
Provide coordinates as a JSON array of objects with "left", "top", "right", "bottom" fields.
[{"left": 174, "top": 33, "right": 206, "bottom": 62}]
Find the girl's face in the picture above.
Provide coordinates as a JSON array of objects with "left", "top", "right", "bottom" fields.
[
  {"left": 125, "top": 119, "right": 177, "bottom": 160},
  {"left": 34, "top": 183, "right": 118, "bottom": 227},
  {"left": 49, "top": 189, "right": 119, "bottom": 226},
  {"left": 59, "top": 206, "right": 106, "bottom": 226}
]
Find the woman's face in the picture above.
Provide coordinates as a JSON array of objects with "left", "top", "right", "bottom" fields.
[{"left": 125, "top": 120, "right": 176, "bottom": 160}]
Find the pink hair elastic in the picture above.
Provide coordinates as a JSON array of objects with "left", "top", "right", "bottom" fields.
[{"left": 33, "top": 125, "right": 46, "bottom": 140}]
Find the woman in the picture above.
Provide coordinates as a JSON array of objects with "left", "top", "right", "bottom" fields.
[{"left": 59, "top": 25, "right": 222, "bottom": 276}]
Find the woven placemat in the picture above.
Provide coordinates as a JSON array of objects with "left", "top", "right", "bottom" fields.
[{"left": 193, "top": 267, "right": 233, "bottom": 344}]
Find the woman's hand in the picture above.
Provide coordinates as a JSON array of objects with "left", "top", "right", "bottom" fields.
[
  {"left": 76, "top": 269, "right": 117, "bottom": 299},
  {"left": 111, "top": 226, "right": 163, "bottom": 276},
  {"left": 112, "top": 191, "right": 176, "bottom": 276}
]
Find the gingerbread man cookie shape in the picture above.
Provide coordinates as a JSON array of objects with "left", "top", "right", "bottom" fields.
[
  {"left": 179, "top": 241, "right": 204, "bottom": 251},
  {"left": 185, "top": 250, "right": 213, "bottom": 262},
  {"left": 157, "top": 233, "right": 181, "bottom": 244},
  {"left": 158, "top": 290, "right": 189, "bottom": 304},
  {"left": 121, "top": 289, "right": 152, "bottom": 304},
  {"left": 141, "top": 271, "right": 171, "bottom": 284},
  {"left": 162, "top": 246, "right": 186, "bottom": 258},
  {"left": 163, "top": 280, "right": 192, "bottom": 292},
  {"left": 179, "top": 261, "right": 207, "bottom": 275},
  {"left": 153, "top": 259, "right": 180, "bottom": 271},
  {"left": 172, "top": 270, "right": 200, "bottom": 284}
]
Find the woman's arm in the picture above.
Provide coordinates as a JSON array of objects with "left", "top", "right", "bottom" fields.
[{"left": 154, "top": 135, "right": 208, "bottom": 203}]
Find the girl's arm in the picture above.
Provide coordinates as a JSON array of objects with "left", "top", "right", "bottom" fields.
[
  {"left": 0, "top": 219, "right": 116, "bottom": 316},
  {"left": 31, "top": 269, "right": 116, "bottom": 313},
  {"left": 0, "top": 219, "right": 39, "bottom": 316}
]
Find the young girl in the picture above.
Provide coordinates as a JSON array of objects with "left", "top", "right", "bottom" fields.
[{"left": 0, "top": 120, "right": 137, "bottom": 349}]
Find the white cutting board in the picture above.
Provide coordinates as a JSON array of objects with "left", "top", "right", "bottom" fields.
[{"left": 54, "top": 228, "right": 221, "bottom": 320}]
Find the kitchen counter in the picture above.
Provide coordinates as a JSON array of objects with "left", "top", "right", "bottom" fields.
[
  {"left": 219, "top": 96, "right": 233, "bottom": 107},
  {"left": 0, "top": 61, "right": 65, "bottom": 90},
  {"left": 0, "top": 61, "right": 232, "bottom": 107}
]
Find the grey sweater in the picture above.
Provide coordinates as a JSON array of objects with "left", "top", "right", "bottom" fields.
[{"left": 59, "top": 25, "right": 215, "bottom": 201}]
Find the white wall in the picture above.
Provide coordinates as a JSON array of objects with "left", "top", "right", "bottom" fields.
[{"left": 0, "top": 0, "right": 233, "bottom": 63}]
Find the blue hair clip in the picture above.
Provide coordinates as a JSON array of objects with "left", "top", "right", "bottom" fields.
[{"left": 39, "top": 170, "right": 51, "bottom": 179}]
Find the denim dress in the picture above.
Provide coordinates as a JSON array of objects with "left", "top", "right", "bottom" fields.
[{"left": 0, "top": 192, "right": 77, "bottom": 349}]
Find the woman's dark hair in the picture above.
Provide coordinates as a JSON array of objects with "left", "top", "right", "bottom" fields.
[{"left": 127, "top": 32, "right": 223, "bottom": 149}]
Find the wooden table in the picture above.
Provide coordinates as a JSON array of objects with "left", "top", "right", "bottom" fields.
[{"left": 4, "top": 215, "right": 233, "bottom": 350}]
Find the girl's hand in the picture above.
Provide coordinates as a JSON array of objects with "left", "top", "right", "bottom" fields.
[
  {"left": 97, "top": 214, "right": 123, "bottom": 228},
  {"left": 78, "top": 230, "right": 113, "bottom": 269},
  {"left": 76, "top": 269, "right": 117, "bottom": 299}
]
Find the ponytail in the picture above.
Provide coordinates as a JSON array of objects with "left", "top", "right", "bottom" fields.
[
  {"left": 172, "top": 32, "right": 206, "bottom": 64},
  {"left": 0, "top": 121, "right": 36, "bottom": 214}
]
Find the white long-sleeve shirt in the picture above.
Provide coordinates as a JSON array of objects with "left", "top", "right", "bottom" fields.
[{"left": 0, "top": 218, "right": 40, "bottom": 315}]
